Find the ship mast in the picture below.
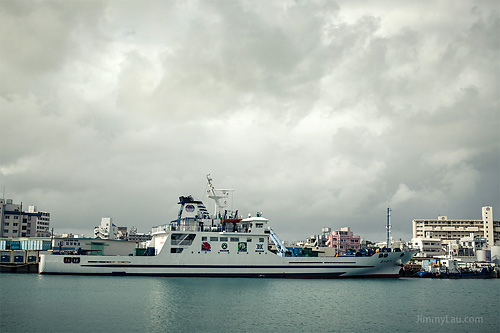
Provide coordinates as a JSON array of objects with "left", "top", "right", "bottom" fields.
[{"left": 206, "top": 174, "right": 234, "bottom": 218}]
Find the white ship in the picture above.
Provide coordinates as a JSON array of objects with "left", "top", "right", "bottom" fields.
[{"left": 39, "top": 176, "right": 415, "bottom": 278}]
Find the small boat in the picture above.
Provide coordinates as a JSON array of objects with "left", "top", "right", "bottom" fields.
[
  {"left": 416, "top": 259, "right": 494, "bottom": 279},
  {"left": 416, "top": 271, "right": 434, "bottom": 278}
]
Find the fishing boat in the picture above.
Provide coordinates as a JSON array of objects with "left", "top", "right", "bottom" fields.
[
  {"left": 416, "top": 259, "right": 494, "bottom": 279},
  {"left": 39, "top": 176, "right": 415, "bottom": 278}
]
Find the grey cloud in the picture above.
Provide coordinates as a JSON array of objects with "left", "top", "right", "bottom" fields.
[
  {"left": 0, "top": 0, "right": 107, "bottom": 95},
  {"left": 0, "top": 0, "right": 498, "bottom": 241}
]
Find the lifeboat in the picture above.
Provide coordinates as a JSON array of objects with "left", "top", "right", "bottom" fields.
[{"left": 221, "top": 218, "right": 242, "bottom": 223}]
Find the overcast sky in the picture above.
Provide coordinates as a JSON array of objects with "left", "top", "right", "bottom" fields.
[{"left": 1, "top": 0, "right": 499, "bottom": 242}]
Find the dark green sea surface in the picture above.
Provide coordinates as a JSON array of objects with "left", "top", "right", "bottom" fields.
[{"left": 1, "top": 274, "right": 498, "bottom": 332}]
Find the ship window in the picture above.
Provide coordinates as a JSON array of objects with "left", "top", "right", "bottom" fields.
[
  {"left": 210, "top": 237, "right": 218, "bottom": 241},
  {"left": 170, "top": 248, "right": 184, "bottom": 253},
  {"left": 230, "top": 237, "right": 239, "bottom": 242},
  {"left": 247, "top": 238, "right": 252, "bottom": 242},
  {"left": 256, "top": 224, "right": 263, "bottom": 228},
  {"left": 171, "top": 233, "right": 196, "bottom": 246},
  {"left": 72, "top": 257, "right": 80, "bottom": 263},
  {"left": 259, "top": 238, "right": 265, "bottom": 242},
  {"left": 220, "top": 237, "right": 228, "bottom": 242},
  {"left": 64, "top": 257, "right": 72, "bottom": 263},
  {"left": 202, "top": 237, "right": 207, "bottom": 241}
]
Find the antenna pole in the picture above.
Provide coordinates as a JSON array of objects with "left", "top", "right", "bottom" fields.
[{"left": 386, "top": 207, "right": 392, "bottom": 249}]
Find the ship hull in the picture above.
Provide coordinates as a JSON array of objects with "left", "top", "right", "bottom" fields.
[{"left": 39, "top": 250, "right": 415, "bottom": 278}]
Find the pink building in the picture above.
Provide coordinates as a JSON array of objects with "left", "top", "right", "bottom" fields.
[{"left": 326, "top": 227, "right": 361, "bottom": 253}]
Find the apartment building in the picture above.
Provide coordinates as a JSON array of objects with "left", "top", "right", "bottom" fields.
[
  {"left": 412, "top": 206, "right": 499, "bottom": 247},
  {"left": 0, "top": 198, "right": 51, "bottom": 238},
  {"left": 325, "top": 227, "right": 361, "bottom": 253}
]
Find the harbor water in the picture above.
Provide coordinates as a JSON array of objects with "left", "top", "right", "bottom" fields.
[{"left": 0, "top": 274, "right": 498, "bottom": 332}]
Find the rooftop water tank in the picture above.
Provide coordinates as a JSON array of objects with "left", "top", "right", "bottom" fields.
[{"left": 476, "top": 249, "right": 491, "bottom": 262}]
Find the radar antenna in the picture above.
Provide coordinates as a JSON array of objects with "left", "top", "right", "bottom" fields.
[{"left": 206, "top": 174, "right": 234, "bottom": 217}]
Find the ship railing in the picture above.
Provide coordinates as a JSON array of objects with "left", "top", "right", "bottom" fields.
[{"left": 151, "top": 223, "right": 252, "bottom": 234}]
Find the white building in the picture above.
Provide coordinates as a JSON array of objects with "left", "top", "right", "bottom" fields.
[
  {"left": 411, "top": 232, "right": 442, "bottom": 257},
  {"left": 93, "top": 221, "right": 151, "bottom": 242},
  {"left": 0, "top": 198, "right": 51, "bottom": 238},
  {"left": 457, "top": 233, "right": 488, "bottom": 257},
  {"left": 374, "top": 239, "right": 406, "bottom": 251},
  {"left": 129, "top": 226, "right": 152, "bottom": 242},
  {"left": 50, "top": 237, "right": 138, "bottom": 256},
  {"left": 117, "top": 226, "right": 128, "bottom": 240},
  {"left": 94, "top": 217, "right": 118, "bottom": 240},
  {"left": 412, "top": 206, "right": 499, "bottom": 247}
]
